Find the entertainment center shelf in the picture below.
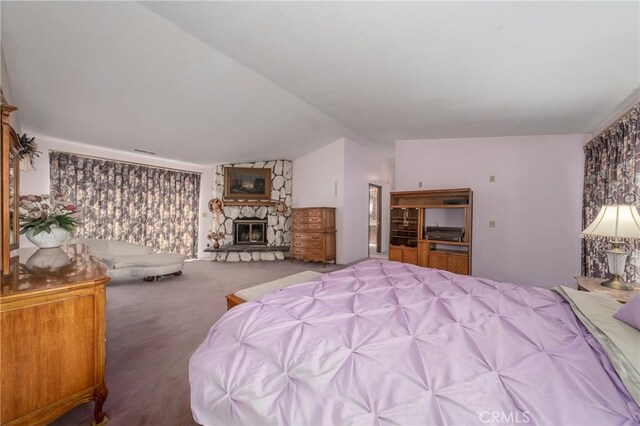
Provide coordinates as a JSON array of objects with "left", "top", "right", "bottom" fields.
[
  {"left": 426, "top": 240, "right": 469, "bottom": 246},
  {"left": 390, "top": 204, "right": 470, "bottom": 209},
  {"left": 388, "top": 188, "right": 473, "bottom": 275}
]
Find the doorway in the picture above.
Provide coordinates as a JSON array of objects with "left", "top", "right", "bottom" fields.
[{"left": 369, "top": 184, "right": 382, "bottom": 256}]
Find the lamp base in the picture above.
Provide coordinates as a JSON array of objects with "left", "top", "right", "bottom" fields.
[{"left": 601, "top": 274, "right": 636, "bottom": 291}]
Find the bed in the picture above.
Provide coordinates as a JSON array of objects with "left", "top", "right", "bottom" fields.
[{"left": 190, "top": 260, "right": 640, "bottom": 425}]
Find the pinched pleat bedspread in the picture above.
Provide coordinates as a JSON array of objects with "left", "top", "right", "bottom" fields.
[{"left": 190, "top": 260, "right": 640, "bottom": 425}]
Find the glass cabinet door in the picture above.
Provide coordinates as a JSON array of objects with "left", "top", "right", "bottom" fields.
[
  {"left": 390, "top": 207, "right": 419, "bottom": 247},
  {"left": 8, "top": 153, "right": 18, "bottom": 248}
]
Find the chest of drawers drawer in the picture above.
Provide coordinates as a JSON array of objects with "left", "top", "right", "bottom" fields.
[
  {"left": 292, "top": 232, "right": 323, "bottom": 242},
  {"left": 292, "top": 240, "right": 323, "bottom": 250},
  {"left": 292, "top": 247, "right": 323, "bottom": 258},
  {"left": 292, "top": 222, "right": 327, "bottom": 231},
  {"left": 291, "top": 222, "right": 307, "bottom": 231},
  {"left": 292, "top": 210, "right": 306, "bottom": 220}
]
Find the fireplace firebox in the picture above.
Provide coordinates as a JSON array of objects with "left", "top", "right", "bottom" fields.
[{"left": 234, "top": 218, "right": 267, "bottom": 245}]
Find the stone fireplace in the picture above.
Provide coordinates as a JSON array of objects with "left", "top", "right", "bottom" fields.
[
  {"left": 234, "top": 218, "right": 267, "bottom": 245},
  {"left": 208, "top": 159, "right": 292, "bottom": 262}
]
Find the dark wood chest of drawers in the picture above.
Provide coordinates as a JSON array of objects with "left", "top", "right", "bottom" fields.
[{"left": 290, "top": 207, "right": 336, "bottom": 265}]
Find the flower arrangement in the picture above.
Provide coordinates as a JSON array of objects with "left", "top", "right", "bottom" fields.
[
  {"left": 207, "top": 230, "right": 225, "bottom": 249},
  {"left": 19, "top": 193, "right": 80, "bottom": 236}
]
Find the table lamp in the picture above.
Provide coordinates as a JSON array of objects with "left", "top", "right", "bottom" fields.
[{"left": 581, "top": 204, "right": 640, "bottom": 290}]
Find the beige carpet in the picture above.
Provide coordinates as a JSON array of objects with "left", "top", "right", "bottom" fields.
[{"left": 53, "top": 259, "right": 346, "bottom": 426}]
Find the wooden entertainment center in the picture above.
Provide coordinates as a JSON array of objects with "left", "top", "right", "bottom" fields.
[{"left": 388, "top": 188, "right": 473, "bottom": 275}]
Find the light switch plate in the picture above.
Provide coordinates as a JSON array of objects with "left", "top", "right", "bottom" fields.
[
  {"left": 489, "top": 220, "right": 496, "bottom": 228},
  {"left": 489, "top": 176, "right": 496, "bottom": 182}
]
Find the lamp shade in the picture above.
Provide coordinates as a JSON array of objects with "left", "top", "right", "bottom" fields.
[{"left": 581, "top": 205, "right": 640, "bottom": 240}]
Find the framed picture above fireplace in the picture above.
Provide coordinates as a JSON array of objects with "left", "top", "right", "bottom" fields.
[{"left": 224, "top": 167, "right": 272, "bottom": 200}]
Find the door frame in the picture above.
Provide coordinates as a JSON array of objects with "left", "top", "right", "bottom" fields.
[{"left": 368, "top": 184, "right": 382, "bottom": 254}]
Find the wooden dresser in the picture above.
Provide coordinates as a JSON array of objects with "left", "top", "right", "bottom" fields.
[
  {"left": 0, "top": 243, "right": 110, "bottom": 426},
  {"left": 290, "top": 207, "right": 336, "bottom": 266}
]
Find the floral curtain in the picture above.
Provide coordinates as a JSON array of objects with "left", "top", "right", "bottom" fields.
[
  {"left": 50, "top": 151, "right": 201, "bottom": 258},
  {"left": 582, "top": 103, "right": 640, "bottom": 282}
]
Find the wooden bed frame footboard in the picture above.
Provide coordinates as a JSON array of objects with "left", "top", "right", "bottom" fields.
[{"left": 225, "top": 294, "right": 246, "bottom": 310}]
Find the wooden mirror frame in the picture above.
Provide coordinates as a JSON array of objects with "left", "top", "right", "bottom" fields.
[{"left": 1, "top": 104, "right": 19, "bottom": 274}]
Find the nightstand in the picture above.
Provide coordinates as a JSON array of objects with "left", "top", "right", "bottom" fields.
[{"left": 575, "top": 276, "right": 639, "bottom": 304}]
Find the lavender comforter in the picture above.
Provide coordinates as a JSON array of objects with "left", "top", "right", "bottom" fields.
[{"left": 190, "top": 260, "right": 640, "bottom": 425}]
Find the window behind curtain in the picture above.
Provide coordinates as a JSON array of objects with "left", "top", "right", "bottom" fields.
[
  {"left": 50, "top": 151, "right": 201, "bottom": 258},
  {"left": 582, "top": 104, "right": 639, "bottom": 282}
]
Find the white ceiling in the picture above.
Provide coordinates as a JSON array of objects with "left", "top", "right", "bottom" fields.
[{"left": 2, "top": 1, "right": 639, "bottom": 164}]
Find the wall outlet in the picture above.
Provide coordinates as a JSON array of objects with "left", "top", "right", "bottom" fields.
[
  {"left": 489, "top": 176, "right": 496, "bottom": 183},
  {"left": 418, "top": 181, "right": 423, "bottom": 188},
  {"left": 201, "top": 212, "right": 208, "bottom": 218},
  {"left": 489, "top": 220, "right": 496, "bottom": 228}
]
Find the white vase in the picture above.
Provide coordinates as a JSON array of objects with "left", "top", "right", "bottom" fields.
[{"left": 25, "top": 226, "right": 71, "bottom": 248}]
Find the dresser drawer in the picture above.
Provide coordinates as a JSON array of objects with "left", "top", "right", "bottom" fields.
[
  {"left": 292, "top": 232, "right": 323, "bottom": 242},
  {"left": 292, "top": 240, "right": 323, "bottom": 250},
  {"left": 292, "top": 210, "right": 306, "bottom": 219},
  {"left": 292, "top": 247, "right": 323, "bottom": 258},
  {"left": 306, "top": 216, "right": 323, "bottom": 224},
  {"left": 293, "top": 221, "right": 325, "bottom": 231},
  {"left": 306, "top": 209, "right": 324, "bottom": 217},
  {"left": 291, "top": 222, "right": 307, "bottom": 231}
]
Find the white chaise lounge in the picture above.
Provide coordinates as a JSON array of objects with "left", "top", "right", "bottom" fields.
[{"left": 75, "top": 238, "right": 186, "bottom": 281}]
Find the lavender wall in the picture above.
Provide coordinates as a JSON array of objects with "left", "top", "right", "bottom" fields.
[
  {"left": 395, "top": 134, "right": 589, "bottom": 288},
  {"left": 293, "top": 138, "right": 393, "bottom": 264},
  {"left": 343, "top": 138, "right": 393, "bottom": 262},
  {"left": 292, "top": 138, "right": 346, "bottom": 262}
]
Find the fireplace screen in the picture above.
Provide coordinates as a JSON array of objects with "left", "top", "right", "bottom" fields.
[{"left": 234, "top": 219, "right": 267, "bottom": 245}]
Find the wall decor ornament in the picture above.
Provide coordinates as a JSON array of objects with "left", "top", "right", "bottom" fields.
[
  {"left": 17, "top": 133, "right": 41, "bottom": 171},
  {"left": 208, "top": 197, "right": 224, "bottom": 229},
  {"left": 274, "top": 201, "right": 288, "bottom": 216}
]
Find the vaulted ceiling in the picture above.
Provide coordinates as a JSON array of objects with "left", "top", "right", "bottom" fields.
[{"left": 2, "top": 1, "right": 638, "bottom": 164}]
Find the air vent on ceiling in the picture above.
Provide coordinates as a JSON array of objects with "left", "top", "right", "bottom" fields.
[{"left": 133, "top": 148, "right": 156, "bottom": 155}]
